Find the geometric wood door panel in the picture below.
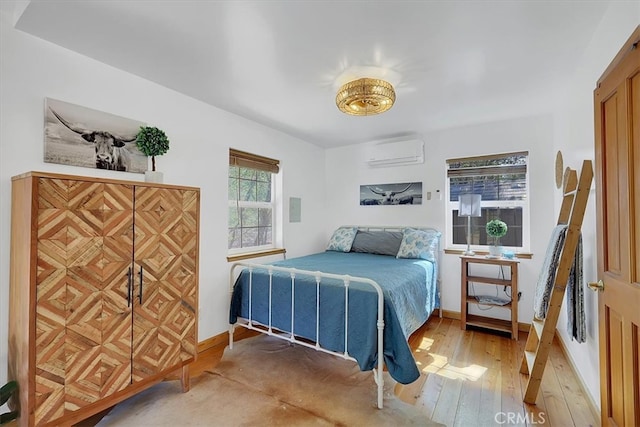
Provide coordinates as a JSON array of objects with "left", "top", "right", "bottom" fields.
[
  {"left": 34, "top": 178, "right": 134, "bottom": 424},
  {"left": 99, "top": 183, "right": 134, "bottom": 400},
  {"left": 132, "top": 187, "right": 197, "bottom": 382},
  {"left": 180, "top": 190, "right": 198, "bottom": 361},
  {"left": 35, "top": 178, "right": 68, "bottom": 424}
]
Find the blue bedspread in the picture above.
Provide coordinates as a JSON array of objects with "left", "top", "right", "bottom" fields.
[{"left": 229, "top": 251, "right": 437, "bottom": 384}]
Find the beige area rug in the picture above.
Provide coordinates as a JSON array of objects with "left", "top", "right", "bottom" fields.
[{"left": 97, "top": 335, "right": 444, "bottom": 426}]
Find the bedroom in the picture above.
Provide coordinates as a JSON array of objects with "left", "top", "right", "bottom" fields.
[{"left": 0, "top": 1, "right": 638, "bottom": 425}]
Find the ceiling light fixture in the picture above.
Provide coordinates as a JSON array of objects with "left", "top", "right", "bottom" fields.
[{"left": 336, "top": 77, "right": 395, "bottom": 116}]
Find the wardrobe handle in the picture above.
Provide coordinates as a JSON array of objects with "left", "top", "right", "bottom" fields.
[
  {"left": 127, "top": 267, "right": 132, "bottom": 307},
  {"left": 138, "top": 266, "right": 144, "bottom": 304}
]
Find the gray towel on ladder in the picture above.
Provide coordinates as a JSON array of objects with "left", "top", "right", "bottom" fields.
[
  {"left": 567, "top": 234, "right": 585, "bottom": 343},
  {"left": 533, "top": 225, "right": 568, "bottom": 320},
  {"left": 533, "top": 224, "right": 586, "bottom": 343}
]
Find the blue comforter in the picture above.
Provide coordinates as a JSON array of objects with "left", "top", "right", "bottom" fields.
[{"left": 229, "top": 252, "right": 437, "bottom": 384}]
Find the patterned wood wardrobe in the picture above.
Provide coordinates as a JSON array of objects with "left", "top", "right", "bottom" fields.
[{"left": 8, "top": 172, "right": 200, "bottom": 426}]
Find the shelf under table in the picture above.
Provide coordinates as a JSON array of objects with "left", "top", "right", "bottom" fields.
[{"left": 465, "top": 314, "right": 513, "bottom": 334}]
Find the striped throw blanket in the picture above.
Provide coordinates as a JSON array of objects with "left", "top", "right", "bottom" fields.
[{"left": 567, "top": 234, "right": 585, "bottom": 342}]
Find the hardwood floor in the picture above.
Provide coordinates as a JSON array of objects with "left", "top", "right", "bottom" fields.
[
  {"left": 76, "top": 317, "right": 597, "bottom": 426},
  {"left": 397, "top": 317, "right": 598, "bottom": 426}
]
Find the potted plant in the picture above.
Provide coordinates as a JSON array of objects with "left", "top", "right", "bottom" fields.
[
  {"left": 1, "top": 380, "right": 18, "bottom": 424},
  {"left": 486, "top": 219, "right": 508, "bottom": 258},
  {"left": 136, "top": 126, "right": 170, "bottom": 183}
]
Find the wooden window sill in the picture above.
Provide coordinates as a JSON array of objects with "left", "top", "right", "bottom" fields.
[
  {"left": 444, "top": 248, "right": 533, "bottom": 259},
  {"left": 227, "top": 248, "right": 286, "bottom": 262}
]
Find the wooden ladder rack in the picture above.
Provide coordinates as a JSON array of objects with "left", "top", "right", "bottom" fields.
[{"left": 520, "top": 159, "right": 593, "bottom": 404}]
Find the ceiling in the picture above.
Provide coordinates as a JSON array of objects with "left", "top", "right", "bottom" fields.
[{"left": 5, "top": 1, "right": 611, "bottom": 148}]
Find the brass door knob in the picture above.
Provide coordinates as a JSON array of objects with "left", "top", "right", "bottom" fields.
[{"left": 587, "top": 280, "right": 604, "bottom": 292}]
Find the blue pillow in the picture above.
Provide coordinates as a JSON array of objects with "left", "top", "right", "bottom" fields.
[
  {"left": 396, "top": 228, "right": 441, "bottom": 261},
  {"left": 326, "top": 227, "right": 358, "bottom": 252}
]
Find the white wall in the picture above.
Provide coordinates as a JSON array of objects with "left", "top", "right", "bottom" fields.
[
  {"left": 552, "top": 6, "right": 639, "bottom": 412},
  {"left": 0, "top": 13, "right": 326, "bottom": 385},
  {"left": 325, "top": 114, "right": 557, "bottom": 326}
]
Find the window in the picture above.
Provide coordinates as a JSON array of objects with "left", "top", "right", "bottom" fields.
[
  {"left": 228, "top": 149, "right": 279, "bottom": 253},
  {"left": 446, "top": 151, "right": 529, "bottom": 251}
]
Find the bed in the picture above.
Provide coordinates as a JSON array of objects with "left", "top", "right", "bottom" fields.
[{"left": 228, "top": 226, "right": 441, "bottom": 408}]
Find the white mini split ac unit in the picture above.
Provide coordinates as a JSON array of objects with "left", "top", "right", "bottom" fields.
[{"left": 366, "top": 138, "right": 425, "bottom": 167}]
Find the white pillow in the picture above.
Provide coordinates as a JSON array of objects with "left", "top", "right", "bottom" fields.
[{"left": 326, "top": 227, "right": 358, "bottom": 252}]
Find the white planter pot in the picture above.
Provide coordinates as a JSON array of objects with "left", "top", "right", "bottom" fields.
[
  {"left": 145, "top": 171, "right": 164, "bottom": 183},
  {"left": 488, "top": 245, "right": 503, "bottom": 258}
]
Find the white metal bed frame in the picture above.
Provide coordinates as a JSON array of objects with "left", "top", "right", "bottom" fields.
[
  {"left": 228, "top": 226, "right": 442, "bottom": 410},
  {"left": 229, "top": 263, "right": 386, "bottom": 407}
]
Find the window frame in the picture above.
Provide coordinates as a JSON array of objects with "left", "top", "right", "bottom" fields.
[
  {"left": 228, "top": 149, "right": 279, "bottom": 256},
  {"left": 445, "top": 151, "right": 530, "bottom": 252}
]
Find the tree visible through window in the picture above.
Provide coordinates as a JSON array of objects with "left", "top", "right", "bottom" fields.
[
  {"left": 228, "top": 149, "right": 279, "bottom": 252},
  {"left": 447, "top": 151, "right": 529, "bottom": 250}
]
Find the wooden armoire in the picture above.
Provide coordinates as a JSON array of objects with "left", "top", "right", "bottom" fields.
[{"left": 8, "top": 172, "right": 200, "bottom": 426}]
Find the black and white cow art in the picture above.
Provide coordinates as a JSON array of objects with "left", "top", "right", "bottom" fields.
[
  {"left": 366, "top": 183, "right": 415, "bottom": 205},
  {"left": 49, "top": 107, "right": 136, "bottom": 171}
]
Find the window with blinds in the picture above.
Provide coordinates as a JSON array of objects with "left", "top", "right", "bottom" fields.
[
  {"left": 228, "top": 149, "right": 279, "bottom": 252},
  {"left": 447, "top": 151, "right": 529, "bottom": 249}
]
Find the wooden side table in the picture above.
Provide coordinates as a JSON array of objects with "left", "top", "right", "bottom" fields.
[{"left": 460, "top": 255, "right": 520, "bottom": 339}]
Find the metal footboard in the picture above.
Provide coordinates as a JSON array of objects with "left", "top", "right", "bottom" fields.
[{"left": 229, "top": 262, "right": 386, "bottom": 409}]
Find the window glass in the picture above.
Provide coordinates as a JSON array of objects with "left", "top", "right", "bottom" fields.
[
  {"left": 452, "top": 207, "right": 524, "bottom": 247},
  {"left": 447, "top": 152, "right": 529, "bottom": 250},
  {"left": 228, "top": 151, "right": 277, "bottom": 253}
]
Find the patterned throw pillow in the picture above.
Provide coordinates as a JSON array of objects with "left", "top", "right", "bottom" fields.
[
  {"left": 396, "top": 228, "right": 441, "bottom": 261},
  {"left": 326, "top": 226, "right": 358, "bottom": 252}
]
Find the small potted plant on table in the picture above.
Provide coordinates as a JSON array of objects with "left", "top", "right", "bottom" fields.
[
  {"left": 486, "top": 219, "right": 508, "bottom": 258},
  {"left": 136, "top": 126, "right": 170, "bottom": 183}
]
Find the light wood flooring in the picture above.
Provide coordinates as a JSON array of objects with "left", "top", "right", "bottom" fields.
[
  {"left": 397, "top": 317, "right": 598, "bottom": 426},
  {"left": 78, "top": 316, "right": 598, "bottom": 426}
]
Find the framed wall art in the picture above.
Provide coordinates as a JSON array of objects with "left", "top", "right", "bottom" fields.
[
  {"left": 44, "top": 97, "right": 147, "bottom": 173},
  {"left": 360, "top": 182, "right": 422, "bottom": 205}
]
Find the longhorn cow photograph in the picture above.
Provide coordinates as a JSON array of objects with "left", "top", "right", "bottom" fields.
[
  {"left": 44, "top": 97, "right": 148, "bottom": 173},
  {"left": 359, "top": 182, "right": 423, "bottom": 205}
]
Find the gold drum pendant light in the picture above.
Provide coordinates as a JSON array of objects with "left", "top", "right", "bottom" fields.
[{"left": 336, "top": 78, "right": 396, "bottom": 116}]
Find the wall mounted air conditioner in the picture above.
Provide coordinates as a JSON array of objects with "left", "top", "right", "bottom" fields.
[{"left": 366, "top": 137, "right": 424, "bottom": 167}]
